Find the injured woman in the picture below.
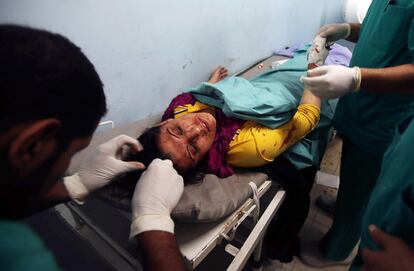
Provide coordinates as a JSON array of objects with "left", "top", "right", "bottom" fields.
[
  {"left": 133, "top": 65, "right": 321, "bottom": 178},
  {"left": 127, "top": 40, "right": 335, "bottom": 182}
]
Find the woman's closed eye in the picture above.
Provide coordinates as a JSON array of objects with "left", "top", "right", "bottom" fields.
[
  {"left": 175, "top": 126, "right": 183, "bottom": 136},
  {"left": 188, "top": 143, "right": 199, "bottom": 160},
  {"left": 168, "top": 126, "right": 183, "bottom": 137}
]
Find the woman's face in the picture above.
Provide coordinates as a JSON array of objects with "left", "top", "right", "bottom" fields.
[{"left": 157, "top": 112, "right": 217, "bottom": 171}]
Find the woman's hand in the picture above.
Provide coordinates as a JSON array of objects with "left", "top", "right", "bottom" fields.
[{"left": 208, "top": 66, "right": 228, "bottom": 84}]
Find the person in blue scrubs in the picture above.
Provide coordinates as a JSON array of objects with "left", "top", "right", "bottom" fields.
[
  {"left": 350, "top": 115, "right": 414, "bottom": 271},
  {"left": 299, "top": 0, "right": 414, "bottom": 267},
  {"left": 0, "top": 25, "right": 187, "bottom": 271}
]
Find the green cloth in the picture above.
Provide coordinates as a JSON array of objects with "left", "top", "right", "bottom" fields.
[
  {"left": 333, "top": 0, "right": 414, "bottom": 155},
  {"left": 0, "top": 220, "right": 60, "bottom": 271},
  {"left": 189, "top": 47, "right": 337, "bottom": 169},
  {"left": 350, "top": 115, "right": 414, "bottom": 270}
]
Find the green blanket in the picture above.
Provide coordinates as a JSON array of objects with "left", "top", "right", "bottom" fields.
[{"left": 188, "top": 48, "right": 337, "bottom": 169}]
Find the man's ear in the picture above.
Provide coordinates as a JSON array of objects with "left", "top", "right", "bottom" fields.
[{"left": 8, "top": 119, "right": 61, "bottom": 178}]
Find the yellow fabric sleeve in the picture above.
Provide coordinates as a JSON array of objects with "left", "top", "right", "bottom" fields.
[
  {"left": 227, "top": 104, "right": 321, "bottom": 168},
  {"left": 173, "top": 101, "right": 212, "bottom": 118}
]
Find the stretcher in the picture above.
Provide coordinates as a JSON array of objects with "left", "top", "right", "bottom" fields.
[
  {"left": 63, "top": 179, "right": 284, "bottom": 270},
  {"left": 175, "top": 181, "right": 285, "bottom": 270}
]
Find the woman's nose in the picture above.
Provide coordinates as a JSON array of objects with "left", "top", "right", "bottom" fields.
[{"left": 187, "top": 125, "right": 205, "bottom": 137}]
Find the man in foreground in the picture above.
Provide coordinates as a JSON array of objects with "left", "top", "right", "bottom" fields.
[{"left": 0, "top": 25, "right": 186, "bottom": 271}]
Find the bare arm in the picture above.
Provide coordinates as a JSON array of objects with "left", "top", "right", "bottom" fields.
[
  {"left": 300, "top": 64, "right": 322, "bottom": 108},
  {"left": 300, "top": 89, "right": 322, "bottom": 108},
  {"left": 21, "top": 180, "right": 71, "bottom": 217},
  {"left": 360, "top": 64, "right": 414, "bottom": 94},
  {"left": 137, "top": 231, "right": 187, "bottom": 271},
  {"left": 347, "top": 23, "right": 361, "bottom": 43},
  {"left": 42, "top": 180, "right": 70, "bottom": 203}
]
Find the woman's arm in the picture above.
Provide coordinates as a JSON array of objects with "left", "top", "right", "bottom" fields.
[
  {"left": 227, "top": 64, "right": 323, "bottom": 168},
  {"left": 227, "top": 83, "right": 321, "bottom": 168},
  {"left": 227, "top": 103, "right": 321, "bottom": 168},
  {"left": 264, "top": 64, "right": 323, "bottom": 157},
  {"left": 300, "top": 64, "right": 322, "bottom": 108},
  {"left": 300, "top": 89, "right": 321, "bottom": 108}
]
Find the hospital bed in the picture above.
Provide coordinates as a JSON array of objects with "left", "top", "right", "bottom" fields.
[{"left": 62, "top": 54, "right": 290, "bottom": 270}]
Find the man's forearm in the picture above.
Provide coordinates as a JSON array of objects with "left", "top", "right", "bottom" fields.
[
  {"left": 39, "top": 180, "right": 71, "bottom": 208},
  {"left": 361, "top": 64, "right": 414, "bottom": 94},
  {"left": 43, "top": 180, "right": 70, "bottom": 202},
  {"left": 346, "top": 23, "right": 361, "bottom": 43},
  {"left": 137, "top": 231, "right": 187, "bottom": 271},
  {"left": 21, "top": 181, "right": 70, "bottom": 216}
]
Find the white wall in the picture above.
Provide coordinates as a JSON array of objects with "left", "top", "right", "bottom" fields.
[{"left": 0, "top": 0, "right": 344, "bottom": 127}]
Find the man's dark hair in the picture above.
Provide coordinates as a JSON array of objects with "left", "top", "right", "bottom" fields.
[{"left": 0, "top": 25, "right": 107, "bottom": 146}]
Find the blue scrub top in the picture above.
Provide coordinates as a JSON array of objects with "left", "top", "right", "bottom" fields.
[
  {"left": 350, "top": 115, "right": 414, "bottom": 270},
  {"left": 0, "top": 220, "right": 60, "bottom": 271},
  {"left": 333, "top": 0, "right": 414, "bottom": 155}
]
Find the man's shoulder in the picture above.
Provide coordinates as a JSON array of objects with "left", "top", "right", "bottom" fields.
[
  {"left": 0, "top": 219, "right": 40, "bottom": 243},
  {"left": 0, "top": 220, "right": 60, "bottom": 271}
]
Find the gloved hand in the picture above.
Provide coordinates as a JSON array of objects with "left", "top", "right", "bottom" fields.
[
  {"left": 307, "top": 35, "right": 329, "bottom": 67},
  {"left": 130, "top": 159, "right": 184, "bottom": 238},
  {"left": 317, "top": 23, "right": 351, "bottom": 44},
  {"left": 64, "top": 135, "right": 145, "bottom": 202},
  {"left": 300, "top": 65, "right": 362, "bottom": 99}
]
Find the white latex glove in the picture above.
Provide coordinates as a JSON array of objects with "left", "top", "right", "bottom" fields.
[
  {"left": 317, "top": 23, "right": 351, "bottom": 44},
  {"left": 300, "top": 65, "right": 362, "bottom": 99},
  {"left": 130, "top": 159, "right": 184, "bottom": 238},
  {"left": 307, "top": 35, "right": 329, "bottom": 67},
  {"left": 64, "top": 135, "right": 145, "bottom": 202}
]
